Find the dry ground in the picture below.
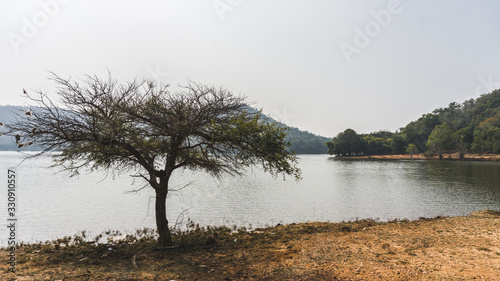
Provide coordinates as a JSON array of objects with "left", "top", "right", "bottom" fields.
[{"left": 1, "top": 210, "right": 500, "bottom": 280}]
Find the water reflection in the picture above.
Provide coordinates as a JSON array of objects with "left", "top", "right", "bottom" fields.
[
  {"left": 328, "top": 158, "right": 500, "bottom": 220},
  {"left": 0, "top": 152, "right": 499, "bottom": 244}
]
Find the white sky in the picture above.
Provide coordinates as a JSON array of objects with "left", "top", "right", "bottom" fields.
[{"left": 2, "top": 0, "right": 500, "bottom": 137}]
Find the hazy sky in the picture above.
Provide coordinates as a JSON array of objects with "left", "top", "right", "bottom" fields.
[{"left": 2, "top": 0, "right": 500, "bottom": 137}]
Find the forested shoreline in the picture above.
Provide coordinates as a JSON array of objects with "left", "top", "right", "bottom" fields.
[
  {"left": 327, "top": 89, "right": 500, "bottom": 159},
  {"left": 3, "top": 89, "right": 499, "bottom": 156}
]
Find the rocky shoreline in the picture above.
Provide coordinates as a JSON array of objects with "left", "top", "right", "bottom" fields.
[{"left": 334, "top": 153, "right": 500, "bottom": 162}]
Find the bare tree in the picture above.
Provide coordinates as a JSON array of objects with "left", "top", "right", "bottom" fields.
[{"left": 7, "top": 74, "right": 301, "bottom": 247}]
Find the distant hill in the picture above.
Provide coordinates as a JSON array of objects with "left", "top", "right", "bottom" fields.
[
  {"left": 284, "top": 127, "right": 329, "bottom": 154},
  {"left": 0, "top": 106, "right": 23, "bottom": 150},
  {"left": 0, "top": 105, "right": 329, "bottom": 154},
  {"left": 0, "top": 105, "right": 42, "bottom": 151}
]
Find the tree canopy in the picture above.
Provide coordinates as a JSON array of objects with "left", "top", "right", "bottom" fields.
[
  {"left": 426, "top": 123, "right": 454, "bottom": 159},
  {"left": 0, "top": 106, "right": 329, "bottom": 154},
  {"left": 326, "top": 128, "right": 364, "bottom": 156},
  {"left": 6, "top": 74, "right": 301, "bottom": 247}
]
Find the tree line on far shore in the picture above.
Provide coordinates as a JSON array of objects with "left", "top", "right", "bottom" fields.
[
  {"left": 327, "top": 89, "right": 500, "bottom": 159},
  {"left": 3, "top": 89, "right": 499, "bottom": 157}
]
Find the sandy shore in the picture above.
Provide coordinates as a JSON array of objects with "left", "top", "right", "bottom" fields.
[
  {"left": 335, "top": 153, "right": 500, "bottom": 162},
  {"left": 2, "top": 210, "right": 500, "bottom": 280}
]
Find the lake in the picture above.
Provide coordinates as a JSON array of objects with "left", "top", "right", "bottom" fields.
[{"left": 1, "top": 152, "right": 499, "bottom": 245}]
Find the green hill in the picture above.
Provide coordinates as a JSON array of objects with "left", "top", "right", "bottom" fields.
[
  {"left": 284, "top": 127, "right": 329, "bottom": 154},
  {"left": 328, "top": 89, "right": 500, "bottom": 157}
]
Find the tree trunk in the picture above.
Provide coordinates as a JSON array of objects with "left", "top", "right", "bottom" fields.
[{"left": 155, "top": 185, "right": 172, "bottom": 247}]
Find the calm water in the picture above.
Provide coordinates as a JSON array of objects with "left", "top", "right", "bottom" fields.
[{"left": 1, "top": 152, "right": 499, "bottom": 244}]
